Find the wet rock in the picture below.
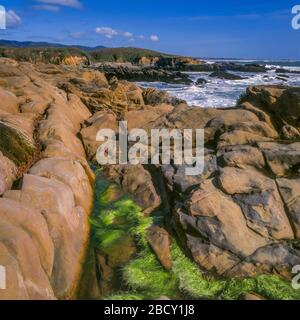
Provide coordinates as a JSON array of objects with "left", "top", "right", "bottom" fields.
[
  {"left": 195, "top": 78, "right": 207, "bottom": 86},
  {"left": 103, "top": 165, "right": 161, "bottom": 215},
  {"left": 177, "top": 62, "right": 267, "bottom": 73},
  {"left": 97, "top": 234, "right": 136, "bottom": 269},
  {"left": 147, "top": 226, "right": 172, "bottom": 270},
  {"left": 276, "top": 76, "right": 288, "bottom": 82},
  {"left": 276, "top": 68, "right": 300, "bottom": 74},
  {"left": 97, "top": 63, "right": 192, "bottom": 84},
  {"left": 142, "top": 87, "right": 186, "bottom": 106},
  {"left": 209, "top": 71, "right": 246, "bottom": 80}
]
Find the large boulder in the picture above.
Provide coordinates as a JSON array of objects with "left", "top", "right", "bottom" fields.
[
  {"left": 185, "top": 179, "right": 269, "bottom": 258},
  {"left": 39, "top": 120, "right": 86, "bottom": 159},
  {"left": 4, "top": 174, "right": 89, "bottom": 299},
  {"left": 142, "top": 87, "right": 185, "bottom": 106},
  {"left": 0, "top": 88, "right": 19, "bottom": 114},
  {"left": 218, "top": 145, "right": 265, "bottom": 169},
  {"left": 162, "top": 153, "right": 218, "bottom": 194},
  {"left": 103, "top": 165, "right": 161, "bottom": 215},
  {"left": 239, "top": 86, "right": 300, "bottom": 130},
  {"left": 124, "top": 109, "right": 161, "bottom": 131},
  {"left": 209, "top": 71, "right": 246, "bottom": 80},
  {"left": 0, "top": 198, "right": 55, "bottom": 300},
  {"left": 219, "top": 167, "right": 294, "bottom": 240},
  {"left": 258, "top": 142, "right": 300, "bottom": 177},
  {"left": 29, "top": 157, "right": 94, "bottom": 213},
  {"left": 147, "top": 226, "right": 172, "bottom": 270},
  {"left": 81, "top": 111, "right": 118, "bottom": 160}
]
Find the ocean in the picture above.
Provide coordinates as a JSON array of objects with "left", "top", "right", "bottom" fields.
[{"left": 137, "top": 60, "right": 300, "bottom": 108}]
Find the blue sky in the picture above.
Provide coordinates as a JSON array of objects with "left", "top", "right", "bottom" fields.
[{"left": 0, "top": 0, "right": 299, "bottom": 59}]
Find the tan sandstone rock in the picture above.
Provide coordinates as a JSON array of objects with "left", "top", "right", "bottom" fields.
[
  {"left": 5, "top": 174, "right": 89, "bottom": 299},
  {"left": 219, "top": 167, "right": 294, "bottom": 240}
]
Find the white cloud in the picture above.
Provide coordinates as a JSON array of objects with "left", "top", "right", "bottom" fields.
[
  {"left": 150, "top": 35, "right": 159, "bottom": 41},
  {"left": 95, "top": 27, "right": 157, "bottom": 42},
  {"left": 6, "top": 10, "right": 22, "bottom": 28},
  {"left": 123, "top": 31, "right": 133, "bottom": 38},
  {"left": 96, "top": 27, "right": 118, "bottom": 39},
  {"left": 33, "top": 5, "right": 61, "bottom": 12},
  {"left": 35, "top": 0, "right": 82, "bottom": 9}
]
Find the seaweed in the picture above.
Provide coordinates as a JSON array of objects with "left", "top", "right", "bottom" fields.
[{"left": 91, "top": 170, "right": 300, "bottom": 301}]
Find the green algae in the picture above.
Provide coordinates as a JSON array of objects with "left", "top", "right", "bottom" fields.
[
  {"left": 91, "top": 170, "right": 300, "bottom": 301},
  {"left": 90, "top": 177, "right": 152, "bottom": 253},
  {"left": 0, "top": 122, "right": 37, "bottom": 167}
]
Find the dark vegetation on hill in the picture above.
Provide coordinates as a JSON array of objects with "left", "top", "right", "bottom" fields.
[
  {"left": 0, "top": 39, "right": 105, "bottom": 51},
  {"left": 0, "top": 46, "right": 91, "bottom": 64},
  {"left": 90, "top": 47, "right": 174, "bottom": 63},
  {"left": 0, "top": 40, "right": 182, "bottom": 65}
]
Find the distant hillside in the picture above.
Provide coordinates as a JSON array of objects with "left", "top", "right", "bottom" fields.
[
  {"left": 0, "top": 40, "right": 198, "bottom": 66},
  {"left": 90, "top": 47, "right": 175, "bottom": 63},
  {"left": 0, "top": 40, "right": 106, "bottom": 51},
  {"left": 0, "top": 46, "right": 91, "bottom": 65}
]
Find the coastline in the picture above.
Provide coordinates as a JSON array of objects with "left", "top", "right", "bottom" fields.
[{"left": 0, "top": 56, "right": 299, "bottom": 300}]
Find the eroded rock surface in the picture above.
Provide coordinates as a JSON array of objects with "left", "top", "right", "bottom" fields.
[
  {"left": 78, "top": 76, "right": 300, "bottom": 283},
  {"left": 0, "top": 60, "right": 94, "bottom": 300},
  {"left": 1, "top": 57, "right": 300, "bottom": 299}
]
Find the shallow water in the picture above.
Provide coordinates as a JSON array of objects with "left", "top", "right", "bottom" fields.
[{"left": 137, "top": 61, "right": 300, "bottom": 108}]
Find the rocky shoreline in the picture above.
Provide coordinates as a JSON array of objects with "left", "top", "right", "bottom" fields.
[
  {"left": 0, "top": 58, "right": 300, "bottom": 300},
  {"left": 94, "top": 59, "right": 299, "bottom": 85}
]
